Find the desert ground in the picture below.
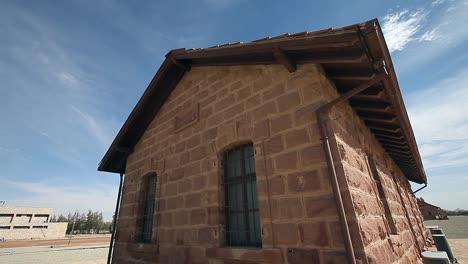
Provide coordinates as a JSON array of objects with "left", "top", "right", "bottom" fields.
[
  {"left": 0, "top": 235, "right": 110, "bottom": 264},
  {"left": 1, "top": 218, "right": 467, "bottom": 264}
]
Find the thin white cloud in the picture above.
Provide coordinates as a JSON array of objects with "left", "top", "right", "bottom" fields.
[
  {"left": 70, "top": 105, "right": 112, "bottom": 148},
  {"left": 408, "top": 67, "right": 468, "bottom": 170},
  {"left": 58, "top": 71, "right": 79, "bottom": 88},
  {"left": 431, "top": 0, "right": 446, "bottom": 6},
  {"left": 419, "top": 29, "right": 441, "bottom": 42},
  {"left": 389, "top": 0, "right": 468, "bottom": 72},
  {"left": 381, "top": 9, "right": 427, "bottom": 52},
  {"left": 1, "top": 180, "right": 117, "bottom": 220}
]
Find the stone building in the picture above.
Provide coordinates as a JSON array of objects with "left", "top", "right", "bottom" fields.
[
  {"left": 0, "top": 206, "right": 67, "bottom": 240},
  {"left": 99, "top": 19, "right": 429, "bottom": 264},
  {"left": 417, "top": 198, "right": 448, "bottom": 220}
]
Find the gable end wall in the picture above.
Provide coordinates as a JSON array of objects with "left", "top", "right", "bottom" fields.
[{"left": 112, "top": 63, "right": 426, "bottom": 264}]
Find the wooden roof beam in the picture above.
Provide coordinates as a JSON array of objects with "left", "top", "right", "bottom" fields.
[
  {"left": 378, "top": 139, "right": 408, "bottom": 148},
  {"left": 395, "top": 163, "right": 418, "bottom": 170},
  {"left": 170, "top": 57, "right": 191, "bottom": 71},
  {"left": 368, "top": 125, "right": 401, "bottom": 134},
  {"left": 387, "top": 150, "right": 412, "bottom": 158},
  {"left": 381, "top": 142, "right": 409, "bottom": 150},
  {"left": 359, "top": 111, "right": 397, "bottom": 123},
  {"left": 273, "top": 47, "right": 296, "bottom": 72},
  {"left": 362, "top": 116, "right": 397, "bottom": 124},
  {"left": 374, "top": 133, "right": 405, "bottom": 141},
  {"left": 392, "top": 157, "right": 417, "bottom": 166},
  {"left": 352, "top": 90, "right": 385, "bottom": 101},
  {"left": 296, "top": 53, "right": 367, "bottom": 64},
  {"left": 378, "top": 137, "right": 407, "bottom": 145},
  {"left": 330, "top": 73, "right": 375, "bottom": 81},
  {"left": 350, "top": 100, "right": 391, "bottom": 110},
  {"left": 353, "top": 105, "right": 391, "bottom": 113},
  {"left": 386, "top": 148, "right": 412, "bottom": 156}
]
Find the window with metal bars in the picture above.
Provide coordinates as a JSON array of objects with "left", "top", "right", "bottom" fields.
[
  {"left": 140, "top": 173, "right": 157, "bottom": 243},
  {"left": 224, "top": 143, "right": 262, "bottom": 247}
]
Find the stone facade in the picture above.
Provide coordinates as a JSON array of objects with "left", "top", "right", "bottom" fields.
[
  {"left": 417, "top": 198, "right": 448, "bottom": 220},
  {"left": 323, "top": 78, "right": 429, "bottom": 263},
  {"left": 112, "top": 64, "right": 428, "bottom": 263},
  {"left": 0, "top": 206, "right": 67, "bottom": 240}
]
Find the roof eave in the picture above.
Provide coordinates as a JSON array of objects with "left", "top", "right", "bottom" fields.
[
  {"left": 97, "top": 19, "right": 427, "bottom": 185},
  {"left": 369, "top": 20, "right": 427, "bottom": 184}
]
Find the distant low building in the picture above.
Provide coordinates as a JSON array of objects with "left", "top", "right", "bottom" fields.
[
  {"left": 417, "top": 198, "right": 448, "bottom": 220},
  {"left": 0, "top": 206, "right": 68, "bottom": 240}
]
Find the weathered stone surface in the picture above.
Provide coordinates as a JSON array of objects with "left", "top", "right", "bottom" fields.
[
  {"left": 264, "top": 134, "right": 284, "bottom": 154},
  {"left": 270, "top": 113, "right": 293, "bottom": 135},
  {"left": 287, "top": 248, "right": 320, "bottom": 264},
  {"left": 298, "top": 221, "right": 329, "bottom": 247},
  {"left": 271, "top": 197, "right": 304, "bottom": 220},
  {"left": 277, "top": 92, "right": 301, "bottom": 112},
  {"left": 287, "top": 170, "right": 321, "bottom": 193},
  {"left": 190, "top": 208, "right": 207, "bottom": 225},
  {"left": 274, "top": 223, "right": 299, "bottom": 245},
  {"left": 300, "top": 144, "right": 325, "bottom": 167},
  {"left": 268, "top": 175, "right": 285, "bottom": 196},
  {"left": 304, "top": 195, "right": 337, "bottom": 218},
  {"left": 284, "top": 128, "right": 310, "bottom": 148},
  {"left": 274, "top": 151, "right": 298, "bottom": 171},
  {"left": 115, "top": 64, "right": 426, "bottom": 264}
]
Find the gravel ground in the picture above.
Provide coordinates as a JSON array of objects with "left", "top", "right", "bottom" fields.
[{"left": 0, "top": 244, "right": 108, "bottom": 264}]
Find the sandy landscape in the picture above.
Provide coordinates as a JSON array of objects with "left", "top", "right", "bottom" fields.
[{"left": 0, "top": 235, "right": 110, "bottom": 264}]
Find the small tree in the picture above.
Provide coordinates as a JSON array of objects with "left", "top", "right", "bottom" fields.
[{"left": 57, "top": 214, "right": 67, "bottom": 222}]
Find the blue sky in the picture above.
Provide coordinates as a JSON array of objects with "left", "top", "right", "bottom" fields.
[{"left": 1, "top": 0, "right": 467, "bottom": 220}]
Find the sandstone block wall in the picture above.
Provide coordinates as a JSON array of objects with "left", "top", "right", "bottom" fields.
[
  {"left": 114, "top": 64, "right": 350, "bottom": 264},
  {"left": 320, "top": 77, "right": 428, "bottom": 263},
  {"left": 113, "top": 63, "right": 427, "bottom": 264}
]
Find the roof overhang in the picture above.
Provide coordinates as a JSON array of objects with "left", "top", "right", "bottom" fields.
[{"left": 98, "top": 19, "right": 427, "bottom": 184}]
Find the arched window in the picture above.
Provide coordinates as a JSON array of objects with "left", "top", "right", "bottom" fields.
[
  {"left": 224, "top": 143, "right": 261, "bottom": 247},
  {"left": 140, "top": 173, "right": 157, "bottom": 243}
]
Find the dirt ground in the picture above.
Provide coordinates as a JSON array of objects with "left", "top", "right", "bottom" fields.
[
  {"left": 0, "top": 235, "right": 110, "bottom": 248},
  {"left": 0, "top": 234, "right": 465, "bottom": 263},
  {"left": 0, "top": 244, "right": 108, "bottom": 264},
  {"left": 0, "top": 235, "right": 110, "bottom": 263},
  {"left": 448, "top": 239, "right": 468, "bottom": 263}
]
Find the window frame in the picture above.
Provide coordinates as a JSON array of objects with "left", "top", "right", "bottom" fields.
[
  {"left": 223, "top": 143, "right": 262, "bottom": 248},
  {"left": 139, "top": 173, "right": 157, "bottom": 243}
]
